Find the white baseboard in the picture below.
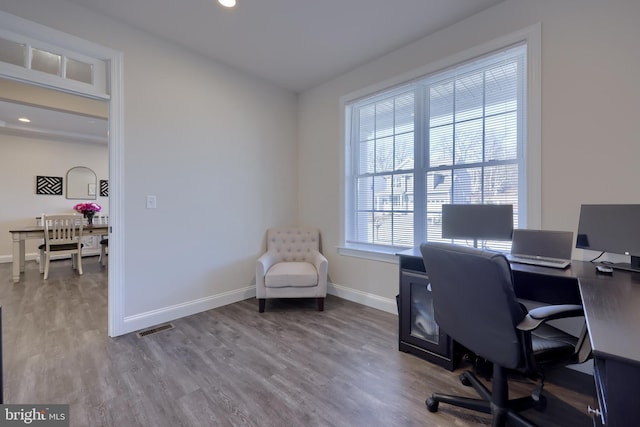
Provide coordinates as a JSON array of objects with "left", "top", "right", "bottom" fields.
[
  {"left": 121, "top": 281, "right": 397, "bottom": 335},
  {"left": 121, "top": 285, "right": 257, "bottom": 335},
  {"left": 327, "top": 282, "right": 398, "bottom": 315},
  {"left": 0, "top": 252, "right": 40, "bottom": 264}
]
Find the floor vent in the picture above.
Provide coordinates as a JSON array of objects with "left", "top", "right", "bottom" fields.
[{"left": 137, "top": 323, "right": 174, "bottom": 337}]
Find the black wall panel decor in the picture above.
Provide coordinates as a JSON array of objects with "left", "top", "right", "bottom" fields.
[
  {"left": 36, "top": 176, "right": 63, "bottom": 195},
  {"left": 100, "top": 180, "right": 109, "bottom": 197}
]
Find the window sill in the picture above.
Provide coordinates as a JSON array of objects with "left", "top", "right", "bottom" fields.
[{"left": 337, "top": 245, "right": 408, "bottom": 264}]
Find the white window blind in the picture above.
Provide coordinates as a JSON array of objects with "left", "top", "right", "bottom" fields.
[
  {"left": 346, "top": 43, "right": 526, "bottom": 252},
  {"left": 352, "top": 89, "right": 416, "bottom": 248}
]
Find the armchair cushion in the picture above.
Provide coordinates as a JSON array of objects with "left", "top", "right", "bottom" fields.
[{"left": 265, "top": 262, "right": 318, "bottom": 288}]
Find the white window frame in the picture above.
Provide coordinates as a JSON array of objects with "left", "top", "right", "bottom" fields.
[
  {"left": 0, "top": 22, "right": 108, "bottom": 99},
  {"left": 339, "top": 24, "right": 541, "bottom": 262}
]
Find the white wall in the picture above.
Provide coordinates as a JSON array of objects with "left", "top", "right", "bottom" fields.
[
  {"left": 298, "top": 0, "right": 640, "bottom": 308},
  {"left": 1, "top": 0, "right": 298, "bottom": 330},
  {"left": 0, "top": 133, "right": 109, "bottom": 260}
]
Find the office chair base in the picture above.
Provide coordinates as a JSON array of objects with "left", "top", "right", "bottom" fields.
[
  {"left": 460, "top": 372, "right": 472, "bottom": 386},
  {"left": 425, "top": 367, "right": 543, "bottom": 427}
]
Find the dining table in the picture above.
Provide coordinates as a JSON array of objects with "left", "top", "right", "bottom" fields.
[{"left": 9, "top": 223, "right": 109, "bottom": 283}]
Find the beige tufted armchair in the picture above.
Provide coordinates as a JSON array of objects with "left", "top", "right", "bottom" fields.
[{"left": 256, "top": 227, "right": 328, "bottom": 312}]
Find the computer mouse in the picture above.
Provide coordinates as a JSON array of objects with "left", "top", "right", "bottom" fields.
[{"left": 596, "top": 265, "right": 613, "bottom": 274}]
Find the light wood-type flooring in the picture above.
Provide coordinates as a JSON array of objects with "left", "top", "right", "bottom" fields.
[{"left": 0, "top": 258, "right": 594, "bottom": 426}]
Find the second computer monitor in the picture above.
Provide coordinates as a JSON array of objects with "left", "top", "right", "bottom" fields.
[
  {"left": 576, "top": 204, "right": 640, "bottom": 272},
  {"left": 442, "top": 204, "right": 514, "bottom": 247}
]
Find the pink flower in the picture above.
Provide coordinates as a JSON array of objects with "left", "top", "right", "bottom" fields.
[{"left": 73, "top": 202, "right": 102, "bottom": 214}]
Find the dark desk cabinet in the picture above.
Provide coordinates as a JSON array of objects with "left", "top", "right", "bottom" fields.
[
  {"left": 396, "top": 248, "right": 582, "bottom": 372},
  {"left": 397, "top": 248, "right": 455, "bottom": 371}
]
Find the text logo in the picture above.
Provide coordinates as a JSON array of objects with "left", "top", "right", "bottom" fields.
[{"left": 0, "top": 405, "right": 68, "bottom": 427}]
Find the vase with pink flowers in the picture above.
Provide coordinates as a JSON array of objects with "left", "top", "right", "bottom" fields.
[{"left": 73, "top": 202, "right": 102, "bottom": 225}]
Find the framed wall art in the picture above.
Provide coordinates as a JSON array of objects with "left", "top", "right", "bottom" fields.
[
  {"left": 36, "top": 176, "right": 63, "bottom": 195},
  {"left": 100, "top": 179, "right": 109, "bottom": 197}
]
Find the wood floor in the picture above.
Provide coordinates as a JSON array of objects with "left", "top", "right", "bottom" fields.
[{"left": 0, "top": 259, "right": 594, "bottom": 426}]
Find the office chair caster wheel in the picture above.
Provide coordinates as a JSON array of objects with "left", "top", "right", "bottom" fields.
[
  {"left": 426, "top": 397, "right": 439, "bottom": 412},
  {"left": 533, "top": 395, "right": 547, "bottom": 412},
  {"left": 460, "top": 372, "right": 472, "bottom": 387}
]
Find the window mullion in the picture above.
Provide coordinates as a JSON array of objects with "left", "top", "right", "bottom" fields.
[
  {"left": 481, "top": 69, "right": 487, "bottom": 202},
  {"left": 414, "top": 86, "right": 426, "bottom": 243}
]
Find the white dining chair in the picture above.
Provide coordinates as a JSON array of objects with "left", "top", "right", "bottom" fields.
[
  {"left": 37, "top": 212, "right": 73, "bottom": 271},
  {"left": 93, "top": 214, "right": 109, "bottom": 225},
  {"left": 93, "top": 215, "right": 109, "bottom": 266},
  {"left": 40, "top": 214, "right": 84, "bottom": 280}
]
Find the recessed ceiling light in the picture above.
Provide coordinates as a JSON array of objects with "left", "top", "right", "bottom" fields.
[
  {"left": 218, "top": 0, "right": 236, "bottom": 8},
  {"left": 18, "top": 117, "right": 31, "bottom": 123}
]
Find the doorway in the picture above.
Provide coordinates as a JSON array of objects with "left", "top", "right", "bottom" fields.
[{"left": 0, "top": 10, "right": 125, "bottom": 336}]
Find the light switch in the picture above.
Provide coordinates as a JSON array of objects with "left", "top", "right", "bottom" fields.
[{"left": 146, "top": 195, "right": 157, "bottom": 209}]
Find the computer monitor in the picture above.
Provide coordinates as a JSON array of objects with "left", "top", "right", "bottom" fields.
[
  {"left": 442, "top": 204, "right": 513, "bottom": 248},
  {"left": 576, "top": 204, "right": 640, "bottom": 272}
]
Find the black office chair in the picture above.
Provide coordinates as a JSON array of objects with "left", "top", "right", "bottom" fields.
[{"left": 420, "top": 242, "right": 590, "bottom": 427}]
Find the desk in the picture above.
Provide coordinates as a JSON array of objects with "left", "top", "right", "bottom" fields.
[
  {"left": 578, "top": 270, "right": 640, "bottom": 426},
  {"left": 397, "top": 248, "right": 640, "bottom": 425},
  {"left": 516, "top": 261, "right": 640, "bottom": 425},
  {"left": 397, "top": 248, "right": 585, "bottom": 369},
  {"left": 9, "top": 224, "right": 108, "bottom": 283}
]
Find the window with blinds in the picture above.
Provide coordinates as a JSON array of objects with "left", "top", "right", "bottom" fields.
[{"left": 346, "top": 43, "right": 526, "bottom": 252}]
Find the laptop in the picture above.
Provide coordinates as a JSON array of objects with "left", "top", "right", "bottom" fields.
[{"left": 506, "top": 229, "right": 573, "bottom": 269}]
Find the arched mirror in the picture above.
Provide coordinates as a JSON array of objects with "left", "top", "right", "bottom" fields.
[{"left": 66, "top": 166, "right": 97, "bottom": 200}]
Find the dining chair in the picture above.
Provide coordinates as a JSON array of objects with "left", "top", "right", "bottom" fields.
[
  {"left": 37, "top": 212, "right": 71, "bottom": 273},
  {"left": 92, "top": 214, "right": 108, "bottom": 266},
  {"left": 99, "top": 238, "right": 108, "bottom": 267},
  {"left": 39, "top": 214, "right": 84, "bottom": 280},
  {"left": 93, "top": 214, "right": 109, "bottom": 226}
]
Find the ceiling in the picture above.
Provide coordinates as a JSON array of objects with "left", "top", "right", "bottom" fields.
[
  {"left": 1, "top": 0, "right": 504, "bottom": 142},
  {"left": 66, "top": 0, "right": 504, "bottom": 92},
  {"left": 0, "top": 99, "right": 108, "bottom": 144}
]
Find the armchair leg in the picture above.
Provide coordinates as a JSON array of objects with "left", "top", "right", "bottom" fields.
[
  {"left": 317, "top": 297, "right": 325, "bottom": 311},
  {"left": 258, "top": 299, "right": 265, "bottom": 313}
]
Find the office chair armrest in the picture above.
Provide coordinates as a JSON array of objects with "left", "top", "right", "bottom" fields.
[{"left": 517, "top": 304, "right": 584, "bottom": 331}]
